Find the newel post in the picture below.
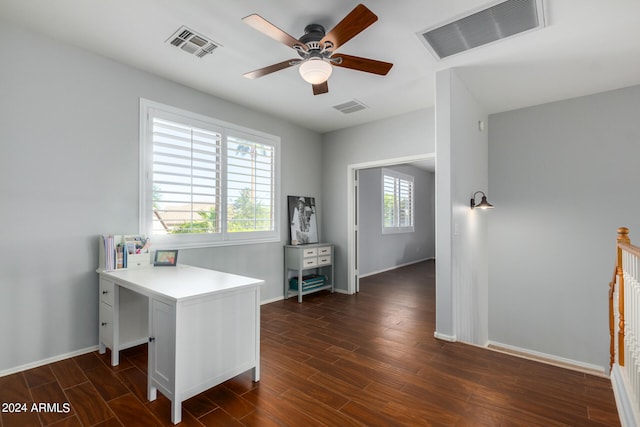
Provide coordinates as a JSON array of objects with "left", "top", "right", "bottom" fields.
[{"left": 617, "top": 227, "right": 630, "bottom": 366}]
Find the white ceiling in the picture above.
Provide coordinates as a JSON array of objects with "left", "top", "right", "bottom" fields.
[{"left": 2, "top": 0, "right": 640, "bottom": 134}]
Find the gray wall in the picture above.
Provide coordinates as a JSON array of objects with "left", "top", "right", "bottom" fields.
[
  {"left": 435, "top": 69, "right": 489, "bottom": 345},
  {"left": 488, "top": 84, "right": 640, "bottom": 370},
  {"left": 321, "top": 109, "right": 436, "bottom": 291},
  {"left": 358, "top": 165, "right": 435, "bottom": 276},
  {"left": 0, "top": 19, "right": 322, "bottom": 373}
]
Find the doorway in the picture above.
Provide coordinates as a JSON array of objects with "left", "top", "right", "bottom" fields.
[{"left": 347, "top": 153, "right": 436, "bottom": 295}]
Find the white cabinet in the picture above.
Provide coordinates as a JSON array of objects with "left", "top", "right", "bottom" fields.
[
  {"left": 98, "top": 265, "right": 262, "bottom": 424},
  {"left": 284, "top": 243, "right": 334, "bottom": 303},
  {"left": 98, "top": 276, "right": 148, "bottom": 366}
]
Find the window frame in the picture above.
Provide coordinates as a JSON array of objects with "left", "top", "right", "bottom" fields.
[
  {"left": 139, "top": 99, "right": 280, "bottom": 249},
  {"left": 381, "top": 168, "right": 415, "bottom": 235}
]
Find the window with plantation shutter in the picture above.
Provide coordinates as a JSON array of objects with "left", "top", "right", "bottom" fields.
[
  {"left": 382, "top": 169, "right": 414, "bottom": 234},
  {"left": 226, "top": 135, "right": 275, "bottom": 235},
  {"left": 140, "top": 99, "right": 280, "bottom": 248}
]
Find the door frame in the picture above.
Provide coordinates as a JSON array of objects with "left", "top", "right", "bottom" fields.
[{"left": 346, "top": 153, "right": 436, "bottom": 295}]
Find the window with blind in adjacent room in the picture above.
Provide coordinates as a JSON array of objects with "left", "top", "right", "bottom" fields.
[
  {"left": 382, "top": 168, "right": 414, "bottom": 234},
  {"left": 140, "top": 99, "right": 280, "bottom": 248}
]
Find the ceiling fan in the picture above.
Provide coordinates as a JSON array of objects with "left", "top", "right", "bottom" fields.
[{"left": 242, "top": 4, "right": 393, "bottom": 95}]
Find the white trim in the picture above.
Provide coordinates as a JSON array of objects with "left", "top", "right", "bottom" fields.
[
  {"left": 0, "top": 345, "right": 99, "bottom": 378},
  {"left": 611, "top": 363, "right": 640, "bottom": 427},
  {"left": 487, "top": 341, "right": 607, "bottom": 376},
  {"left": 260, "top": 295, "right": 284, "bottom": 305},
  {"left": 139, "top": 98, "right": 281, "bottom": 249},
  {"left": 359, "top": 257, "right": 434, "bottom": 278},
  {"left": 434, "top": 331, "right": 457, "bottom": 342}
]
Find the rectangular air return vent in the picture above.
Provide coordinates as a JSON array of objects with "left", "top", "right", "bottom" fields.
[
  {"left": 418, "top": 0, "right": 545, "bottom": 60},
  {"left": 333, "top": 100, "right": 367, "bottom": 114},
  {"left": 166, "top": 26, "right": 220, "bottom": 58}
]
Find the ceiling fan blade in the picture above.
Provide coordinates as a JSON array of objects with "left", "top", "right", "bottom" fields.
[
  {"left": 333, "top": 54, "right": 393, "bottom": 75},
  {"left": 312, "top": 81, "right": 329, "bottom": 95},
  {"left": 242, "top": 14, "right": 307, "bottom": 51},
  {"left": 243, "top": 59, "right": 298, "bottom": 79},
  {"left": 320, "top": 4, "right": 378, "bottom": 51}
]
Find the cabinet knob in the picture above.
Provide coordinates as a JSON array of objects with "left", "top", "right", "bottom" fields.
[
  {"left": 101, "top": 322, "right": 107, "bottom": 327},
  {"left": 148, "top": 337, "right": 155, "bottom": 343},
  {"left": 102, "top": 290, "right": 109, "bottom": 295}
]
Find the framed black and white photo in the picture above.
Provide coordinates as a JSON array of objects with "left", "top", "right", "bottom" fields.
[
  {"left": 154, "top": 249, "right": 178, "bottom": 266},
  {"left": 288, "top": 196, "right": 318, "bottom": 245}
]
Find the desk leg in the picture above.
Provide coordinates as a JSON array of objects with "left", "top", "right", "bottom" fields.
[
  {"left": 298, "top": 267, "right": 303, "bottom": 303},
  {"left": 170, "top": 399, "right": 182, "bottom": 424}
]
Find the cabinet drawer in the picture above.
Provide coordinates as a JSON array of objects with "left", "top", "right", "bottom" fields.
[
  {"left": 303, "top": 248, "right": 318, "bottom": 257},
  {"left": 318, "top": 255, "right": 331, "bottom": 266},
  {"left": 99, "top": 279, "right": 115, "bottom": 307},
  {"left": 318, "top": 246, "right": 332, "bottom": 256},
  {"left": 303, "top": 257, "right": 318, "bottom": 268},
  {"left": 99, "top": 303, "right": 114, "bottom": 347}
]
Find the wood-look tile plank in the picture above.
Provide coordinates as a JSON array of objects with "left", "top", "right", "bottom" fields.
[
  {"left": 279, "top": 388, "right": 361, "bottom": 427},
  {"left": 23, "top": 366, "right": 57, "bottom": 389},
  {"left": 1, "top": 405, "right": 41, "bottom": 427},
  {"left": 49, "top": 359, "right": 87, "bottom": 390},
  {"left": 202, "top": 385, "right": 254, "bottom": 420},
  {"left": 47, "top": 414, "right": 83, "bottom": 426},
  {"left": 29, "top": 381, "right": 75, "bottom": 425},
  {"left": 84, "top": 365, "right": 130, "bottom": 402},
  {"left": 73, "top": 352, "right": 104, "bottom": 372},
  {"left": 115, "top": 367, "right": 148, "bottom": 403},
  {"left": 64, "top": 382, "right": 113, "bottom": 426},
  {"left": 197, "top": 408, "right": 244, "bottom": 427},
  {"left": 0, "top": 372, "right": 31, "bottom": 402},
  {"left": 242, "top": 386, "right": 325, "bottom": 427},
  {"left": 107, "top": 394, "right": 162, "bottom": 427},
  {"left": 144, "top": 394, "right": 204, "bottom": 427}
]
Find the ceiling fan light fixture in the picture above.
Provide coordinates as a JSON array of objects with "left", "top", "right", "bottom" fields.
[{"left": 299, "top": 58, "right": 332, "bottom": 84}]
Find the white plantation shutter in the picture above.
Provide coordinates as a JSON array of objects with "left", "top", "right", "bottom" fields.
[
  {"left": 226, "top": 134, "right": 275, "bottom": 234},
  {"left": 382, "top": 169, "right": 414, "bottom": 233},
  {"left": 141, "top": 100, "right": 280, "bottom": 248},
  {"left": 151, "top": 117, "right": 221, "bottom": 235}
]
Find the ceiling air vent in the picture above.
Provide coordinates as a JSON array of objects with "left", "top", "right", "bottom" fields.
[
  {"left": 166, "top": 26, "right": 220, "bottom": 58},
  {"left": 418, "top": 0, "right": 545, "bottom": 60},
  {"left": 333, "top": 100, "right": 367, "bottom": 114}
]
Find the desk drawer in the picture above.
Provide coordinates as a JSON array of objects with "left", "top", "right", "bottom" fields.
[
  {"left": 303, "top": 257, "right": 318, "bottom": 268},
  {"left": 99, "top": 303, "right": 114, "bottom": 348},
  {"left": 99, "top": 279, "right": 115, "bottom": 307},
  {"left": 318, "top": 255, "right": 331, "bottom": 266},
  {"left": 318, "top": 246, "right": 332, "bottom": 256},
  {"left": 303, "top": 248, "right": 318, "bottom": 257}
]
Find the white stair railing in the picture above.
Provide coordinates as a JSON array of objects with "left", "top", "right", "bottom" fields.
[{"left": 610, "top": 227, "right": 640, "bottom": 426}]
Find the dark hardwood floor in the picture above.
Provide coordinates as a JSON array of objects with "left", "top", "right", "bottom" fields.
[{"left": 0, "top": 260, "right": 620, "bottom": 426}]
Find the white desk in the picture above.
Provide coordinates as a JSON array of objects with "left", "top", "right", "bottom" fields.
[{"left": 97, "top": 265, "right": 263, "bottom": 424}]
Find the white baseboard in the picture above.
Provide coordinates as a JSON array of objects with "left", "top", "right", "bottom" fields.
[
  {"left": 0, "top": 345, "right": 99, "bottom": 378},
  {"left": 261, "top": 295, "right": 284, "bottom": 305},
  {"left": 434, "top": 331, "right": 457, "bottom": 342},
  {"left": 487, "top": 341, "right": 607, "bottom": 377},
  {"left": 359, "top": 257, "right": 435, "bottom": 278},
  {"left": 611, "top": 363, "right": 640, "bottom": 427}
]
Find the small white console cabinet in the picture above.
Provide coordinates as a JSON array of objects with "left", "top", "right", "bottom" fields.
[{"left": 284, "top": 243, "right": 334, "bottom": 302}]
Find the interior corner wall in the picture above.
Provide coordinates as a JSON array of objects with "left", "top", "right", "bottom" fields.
[
  {"left": 0, "top": 19, "right": 322, "bottom": 374},
  {"left": 321, "top": 109, "right": 435, "bottom": 292},
  {"left": 435, "top": 69, "right": 489, "bottom": 345},
  {"left": 488, "top": 84, "right": 640, "bottom": 371}
]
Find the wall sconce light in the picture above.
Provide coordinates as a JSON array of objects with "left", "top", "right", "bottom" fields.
[{"left": 470, "top": 191, "right": 494, "bottom": 210}]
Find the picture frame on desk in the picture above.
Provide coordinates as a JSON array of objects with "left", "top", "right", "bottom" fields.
[{"left": 154, "top": 249, "right": 178, "bottom": 266}]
